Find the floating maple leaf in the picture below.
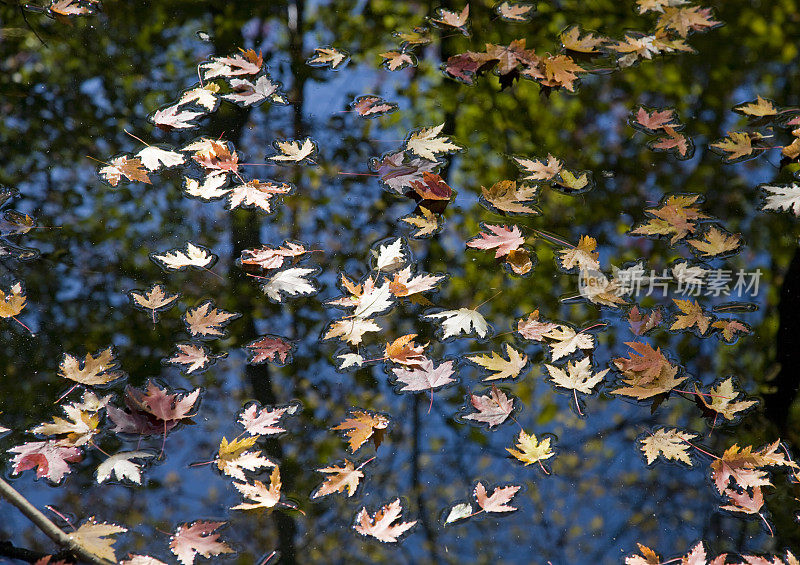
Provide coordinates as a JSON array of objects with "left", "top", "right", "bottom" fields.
[
  {"left": 269, "top": 138, "right": 318, "bottom": 164},
  {"left": 332, "top": 410, "right": 389, "bottom": 452},
  {"left": 307, "top": 46, "right": 349, "bottom": 69},
  {"left": 406, "top": 123, "right": 462, "bottom": 161},
  {"left": 430, "top": 4, "right": 469, "bottom": 35},
  {"left": 372, "top": 237, "right": 407, "bottom": 272},
  {"left": 128, "top": 284, "right": 180, "bottom": 323},
  {"left": 401, "top": 207, "right": 440, "bottom": 237},
  {"left": 98, "top": 156, "right": 152, "bottom": 186},
  {"left": 545, "top": 357, "right": 608, "bottom": 395},
  {"left": 557, "top": 235, "right": 600, "bottom": 272},
  {"left": 480, "top": 180, "right": 539, "bottom": 215},
  {"left": 516, "top": 310, "right": 559, "bottom": 341},
  {"left": 239, "top": 241, "right": 309, "bottom": 271},
  {"left": 670, "top": 298, "right": 712, "bottom": 334},
  {"left": 467, "top": 344, "right": 528, "bottom": 381},
  {"left": 514, "top": 154, "right": 562, "bottom": 181},
  {"left": 628, "top": 306, "right": 663, "bottom": 336},
  {"left": 711, "top": 318, "right": 750, "bottom": 343},
  {"left": 323, "top": 317, "right": 382, "bottom": 346},
  {"left": 542, "top": 325, "right": 596, "bottom": 361},
  {"left": 184, "top": 300, "right": 240, "bottom": 339},
  {"left": 260, "top": 267, "right": 318, "bottom": 302},
  {"left": 166, "top": 343, "right": 222, "bottom": 374},
  {"left": 96, "top": 451, "right": 154, "bottom": 484},
  {"left": 560, "top": 25, "right": 607, "bottom": 53},
  {"left": 391, "top": 359, "right": 457, "bottom": 403},
  {"left": 223, "top": 76, "right": 285, "bottom": 107},
  {"left": 426, "top": 307, "right": 490, "bottom": 340},
  {"left": 136, "top": 146, "right": 185, "bottom": 171},
  {"left": 351, "top": 95, "right": 398, "bottom": 118},
  {"left": 710, "top": 131, "right": 756, "bottom": 162},
  {"left": 611, "top": 341, "right": 687, "bottom": 400},
  {"left": 312, "top": 459, "right": 365, "bottom": 499},
  {"left": 369, "top": 151, "right": 440, "bottom": 194},
  {"left": 734, "top": 95, "right": 779, "bottom": 117},
  {"left": 150, "top": 104, "right": 204, "bottom": 131},
  {"left": 496, "top": 2, "right": 534, "bottom": 22},
  {"left": 216, "top": 436, "right": 274, "bottom": 481},
  {"left": 31, "top": 402, "right": 100, "bottom": 446},
  {"left": 238, "top": 402, "right": 298, "bottom": 436},
  {"left": 108, "top": 382, "right": 200, "bottom": 436},
  {"left": 650, "top": 126, "right": 694, "bottom": 159},
  {"left": 183, "top": 175, "right": 230, "bottom": 201},
  {"left": 467, "top": 224, "right": 525, "bottom": 258},
  {"left": 178, "top": 83, "right": 220, "bottom": 111},
  {"left": 384, "top": 334, "right": 427, "bottom": 366},
  {"left": 69, "top": 519, "right": 127, "bottom": 563},
  {"left": 640, "top": 428, "right": 697, "bottom": 465},
  {"left": 632, "top": 106, "right": 677, "bottom": 132},
  {"left": 190, "top": 140, "right": 240, "bottom": 175},
  {"left": 630, "top": 193, "right": 708, "bottom": 244},
  {"left": 388, "top": 266, "right": 445, "bottom": 298},
  {"left": 0, "top": 281, "right": 27, "bottom": 322},
  {"left": 59, "top": 347, "right": 123, "bottom": 386},
  {"left": 327, "top": 274, "right": 394, "bottom": 318},
  {"left": 201, "top": 50, "right": 263, "bottom": 78},
  {"left": 696, "top": 377, "right": 757, "bottom": 421},
  {"left": 8, "top": 440, "right": 82, "bottom": 483},
  {"left": 507, "top": 430, "right": 555, "bottom": 467},
  {"left": 461, "top": 386, "right": 515, "bottom": 428},
  {"left": 170, "top": 521, "right": 234, "bottom": 565},
  {"left": 354, "top": 499, "right": 416, "bottom": 543},
  {"left": 761, "top": 182, "right": 800, "bottom": 216},
  {"left": 655, "top": 5, "right": 721, "bottom": 37},
  {"left": 380, "top": 51, "right": 417, "bottom": 71},
  {"left": 687, "top": 225, "right": 741, "bottom": 257},
  {"left": 227, "top": 180, "right": 292, "bottom": 213},
  {"left": 232, "top": 467, "right": 285, "bottom": 510},
  {"left": 245, "top": 335, "right": 294, "bottom": 365},
  {"left": 151, "top": 242, "right": 217, "bottom": 272}
]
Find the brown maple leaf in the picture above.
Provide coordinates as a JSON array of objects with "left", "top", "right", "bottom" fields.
[
  {"left": 650, "top": 126, "right": 693, "bottom": 158},
  {"left": 184, "top": 300, "right": 240, "bottom": 339},
  {"left": 710, "top": 131, "right": 756, "bottom": 161},
  {"left": 380, "top": 51, "right": 417, "bottom": 71},
  {"left": 332, "top": 410, "right": 389, "bottom": 452},
  {"left": 430, "top": 5, "right": 469, "bottom": 35},
  {"left": 611, "top": 341, "right": 687, "bottom": 400},
  {"left": 352, "top": 95, "right": 398, "bottom": 117},
  {"left": 128, "top": 284, "right": 180, "bottom": 323},
  {"left": 711, "top": 318, "right": 750, "bottom": 343},
  {"left": 409, "top": 172, "right": 453, "bottom": 201},
  {"left": 480, "top": 180, "right": 539, "bottom": 214},
  {"left": 697, "top": 377, "right": 757, "bottom": 421},
  {"left": 98, "top": 156, "right": 152, "bottom": 186},
  {"left": 245, "top": 335, "right": 294, "bottom": 365},
  {"left": 384, "top": 334, "right": 427, "bottom": 366},
  {"left": 560, "top": 26, "right": 606, "bottom": 53},
  {"left": 687, "top": 225, "right": 741, "bottom": 257},
  {"left": 516, "top": 309, "right": 559, "bottom": 341},
  {"left": 669, "top": 298, "right": 712, "bottom": 334},
  {"left": 630, "top": 194, "right": 708, "bottom": 244},
  {"left": 311, "top": 459, "right": 365, "bottom": 499},
  {"left": 126, "top": 381, "right": 200, "bottom": 423},
  {"left": 632, "top": 107, "right": 677, "bottom": 132},
  {"left": 628, "top": 305, "right": 663, "bottom": 336}
]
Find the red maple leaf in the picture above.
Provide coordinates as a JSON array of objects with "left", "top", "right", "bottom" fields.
[
  {"left": 245, "top": 335, "right": 294, "bottom": 365},
  {"left": 8, "top": 440, "right": 82, "bottom": 483}
]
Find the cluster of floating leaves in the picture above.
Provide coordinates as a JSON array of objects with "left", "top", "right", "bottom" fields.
[{"left": 3, "top": 0, "right": 800, "bottom": 563}]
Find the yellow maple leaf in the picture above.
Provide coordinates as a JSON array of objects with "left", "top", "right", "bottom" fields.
[
  {"left": 0, "top": 281, "right": 26, "bottom": 319},
  {"left": 467, "top": 343, "right": 528, "bottom": 381},
  {"left": 506, "top": 430, "right": 555, "bottom": 466},
  {"left": 669, "top": 298, "right": 711, "bottom": 334}
]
